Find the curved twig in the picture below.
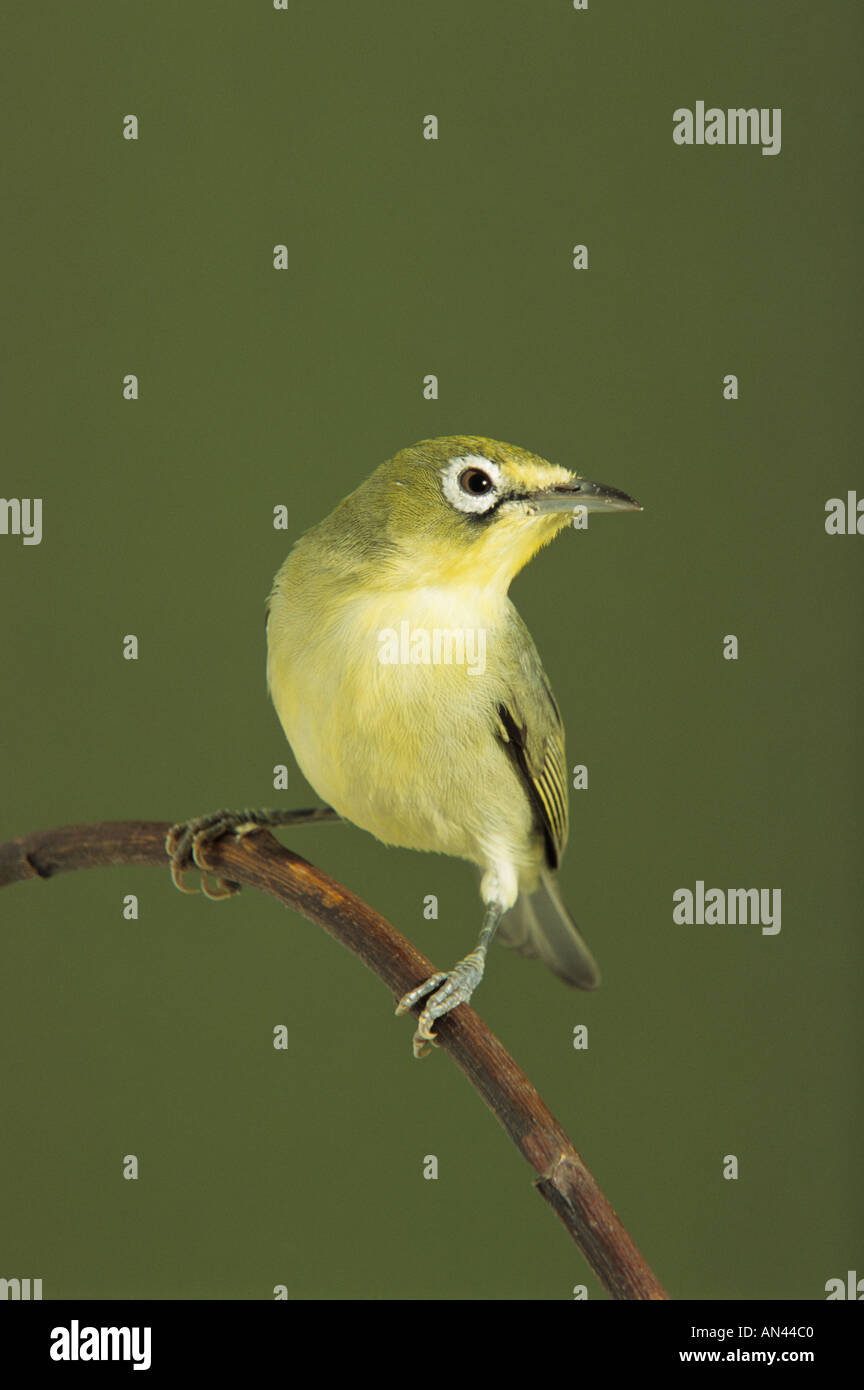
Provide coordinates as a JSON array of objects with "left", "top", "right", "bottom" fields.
[{"left": 0, "top": 819, "right": 668, "bottom": 1301}]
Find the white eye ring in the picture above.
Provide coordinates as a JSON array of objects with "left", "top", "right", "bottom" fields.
[{"left": 441, "top": 455, "right": 503, "bottom": 514}]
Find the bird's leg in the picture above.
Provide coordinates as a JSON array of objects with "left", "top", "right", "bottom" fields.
[
  {"left": 166, "top": 806, "right": 341, "bottom": 899},
  {"left": 396, "top": 899, "right": 505, "bottom": 1059}
]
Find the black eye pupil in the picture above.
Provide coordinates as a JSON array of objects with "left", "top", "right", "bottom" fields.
[{"left": 460, "top": 468, "right": 492, "bottom": 495}]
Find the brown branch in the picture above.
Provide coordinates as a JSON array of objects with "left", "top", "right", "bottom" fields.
[{"left": 0, "top": 819, "right": 668, "bottom": 1301}]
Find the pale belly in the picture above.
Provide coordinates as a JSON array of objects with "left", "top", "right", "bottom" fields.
[{"left": 266, "top": 592, "right": 539, "bottom": 877}]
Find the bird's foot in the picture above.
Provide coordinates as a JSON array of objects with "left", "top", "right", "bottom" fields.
[
  {"left": 166, "top": 805, "right": 340, "bottom": 898},
  {"left": 165, "top": 810, "right": 268, "bottom": 899},
  {"left": 395, "top": 950, "right": 485, "bottom": 1059}
]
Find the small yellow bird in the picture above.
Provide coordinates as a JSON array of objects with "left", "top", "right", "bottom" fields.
[
  {"left": 263, "top": 435, "right": 641, "bottom": 1056},
  {"left": 168, "top": 436, "right": 639, "bottom": 1054}
]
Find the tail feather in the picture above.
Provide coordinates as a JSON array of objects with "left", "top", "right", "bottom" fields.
[{"left": 497, "top": 869, "right": 600, "bottom": 990}]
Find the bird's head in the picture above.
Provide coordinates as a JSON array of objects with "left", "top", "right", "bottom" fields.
[{"left": 323, "top": 436, "right": 641, "bottom": 593}]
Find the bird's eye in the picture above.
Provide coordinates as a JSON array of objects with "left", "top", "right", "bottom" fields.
[
  {"left": 459, "top": 467, "right": 494, "bottom": 496},
  {"left": 441, "top": 454, "right": 502, "bottom": 514}
]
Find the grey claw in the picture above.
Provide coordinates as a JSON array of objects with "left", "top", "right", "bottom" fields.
[
  {"left": 397, "top": 952, "right": 486, "bottom": 1058},
  {"left": 166, "top": 812, "right": 244, "bottom": 899},
  {"left": 395, "top": 972, "right": 447, "bottom": 1015}
]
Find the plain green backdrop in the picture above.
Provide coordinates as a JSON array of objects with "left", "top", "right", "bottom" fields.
[{"left": 1, "top": 1, "right": 861, "bottom": 1300}]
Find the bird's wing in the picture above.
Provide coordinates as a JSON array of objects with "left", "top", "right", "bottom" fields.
[
  {"left": 493, "top": 610, "right": 600, "bottom": 989},
  {"left": 494, "top": 632, "right": 568, "bottom": 870}
]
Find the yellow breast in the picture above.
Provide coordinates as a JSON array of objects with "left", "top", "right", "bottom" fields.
[{"left": 266, "top": 578, "right": 537, "bottom": 871}]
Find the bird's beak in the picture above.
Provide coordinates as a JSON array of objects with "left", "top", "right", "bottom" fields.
[{"left": 525, "top": 478, "right": 642, "bottom": 515}]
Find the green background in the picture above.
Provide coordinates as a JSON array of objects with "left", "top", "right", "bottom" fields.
[{"left": 1, "top": 1, "right": 861, "bottom": 1300}]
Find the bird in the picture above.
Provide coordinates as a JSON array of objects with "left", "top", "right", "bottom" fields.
[{"left": 262, "top": 435, "right": 641, "bottom": 1056}]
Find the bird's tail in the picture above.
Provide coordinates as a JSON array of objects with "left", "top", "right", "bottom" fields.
[{"left": 497, "top": 869, "right": 600, "bottom": 990}]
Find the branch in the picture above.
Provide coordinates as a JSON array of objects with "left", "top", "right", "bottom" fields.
[{"left": 0, "top": 819, "right": 668, "bottom": 1301}]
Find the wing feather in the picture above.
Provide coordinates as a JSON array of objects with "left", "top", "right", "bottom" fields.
[{"left": 496, "top": 692, "right": 568, "bottom": 869}]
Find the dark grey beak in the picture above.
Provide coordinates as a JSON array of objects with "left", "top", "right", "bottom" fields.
[{"left": 525, "top": 478, "right": 642, "bottom": 515}]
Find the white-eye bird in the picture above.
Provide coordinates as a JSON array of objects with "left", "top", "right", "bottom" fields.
[{"left": 264, "top": 435, "right": 640, "bottom": 1057}]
